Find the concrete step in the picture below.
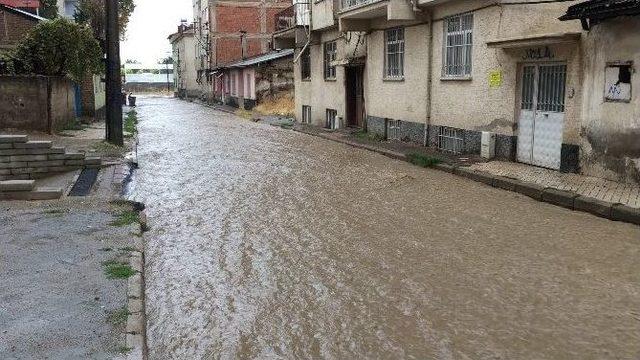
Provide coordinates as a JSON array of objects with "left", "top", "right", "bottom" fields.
[
  {"left": 13, "top": 141, "right": 53, "bottom": 149},
  {"left": 0, "top": 135, "right": 28, "bottom": 143},
  {"left": 0, "top": 187, "right": 63, "bottom": 201},
  {"left": 0, "top": 180, "right": 35, "bottom": 192}
]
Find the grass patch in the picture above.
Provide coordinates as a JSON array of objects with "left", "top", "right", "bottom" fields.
[
  {"left": 43, "top": 208, "right": 69, "bottom": 215},
  {"left": 406, "top": 153, "right": 442, "bottom": 168},
  {"left": 118, "top": 246, "right": 137, "bottom": 252},
  {"left": 235, "top": 109, "right": 253, "bottom": 120},
  {"left": 280, "top": 123, "right": 293, "bottom": 129},
  {"left": 124, "top": 110, "right": 138, "bottom": 136},
  {"left": 61, "top": 118, "right": 86, "bottom": 132},
  {"left": 106, "top": 306, "right": 130, "bottom": 326},
  {"left": 353, "top": 130, "right": 386, "bottom": 142},
  {"left": 109, "top": 210, "right": 140, "bottom": 227},
  {"left": 103, "top": 260, "right": 136, "bottom": 279},
  {"left": 117, "top": 346, "right": 133, "bottom": 355}
]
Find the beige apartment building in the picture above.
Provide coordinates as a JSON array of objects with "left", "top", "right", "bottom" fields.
[{"left": 274, "top": 0, "right": 640, "bottom": 184}]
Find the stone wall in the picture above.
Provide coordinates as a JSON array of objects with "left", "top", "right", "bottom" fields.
[{"left": 0, "top": 76, "right": 76, "bottom": 134}]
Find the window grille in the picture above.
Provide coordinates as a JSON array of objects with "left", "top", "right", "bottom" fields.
[
  {"left": 438, "top": 126, "right": 463, "bottom": 154},
  {"left": 324, "top": 41, "right": 337, "bottom": 80},
  {"left": 443, "top": 13, "right": 473, "bottom": 77},
  {"left": 302, "top": 105, "right": 311, "bottom": 124},
  {"left": 384, "top": 28, "right": 404, "bottom": 78},
  {"left": 521, "top": 66, "right": 536, "bottom": 110},
  {"left": 387, "top": 119, "right": 401, "bottom": 140},
  {"left": 301, "top": 47, "right": 311, "bottom": 80},
  {"left": 537, "top": 65, "right": 567, "bottom": 112},
  {"left": 326, "top": 109, "right": 337, "bottom": 129}
]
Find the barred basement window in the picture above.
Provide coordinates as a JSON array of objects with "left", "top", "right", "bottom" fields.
[
  {"left": 438, "top": 126, "right": 463, "bottom": 154},
  {"left": 302, "top": 105, "right": 311, "bottom": 124},
  {"left": 384, "top": 28, "right": 404, "bottom": 78},
  {"left": 301, "top": 47, "right": 311, "bottom": 81},
  {"left": 443, "top": 13, "right": 473, "bottom": 77},
  {"left": 324, "top": 41, "right": 337, "bottom": 80},
  {"left": 326, "top": 108, "right": 337, "bottom": 129},
  {"left": 387, "top": 119, "right": 401, "bottom": 140}
]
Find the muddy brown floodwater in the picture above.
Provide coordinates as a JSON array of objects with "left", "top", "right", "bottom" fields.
[{"left": 132, "top": 97, "right": 640, "bottom": 360}]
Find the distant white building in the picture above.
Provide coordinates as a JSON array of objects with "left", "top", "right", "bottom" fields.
[
  {"left": 56, "top": 0, "right": 77, "bottom": 18},
  {"left": 124, "top": 63, "right": 174, "bottom": 84},
  {"left": 169, "top": 24, "right": 198, "bottom": 99}
]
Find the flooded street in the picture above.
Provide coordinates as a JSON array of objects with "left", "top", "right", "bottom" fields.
[{"left": 133, "top": 97, "right": 640, "bottom": 359}]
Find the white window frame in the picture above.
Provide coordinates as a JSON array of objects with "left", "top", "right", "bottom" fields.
[
  {"left": 384, "top": 27, "right": 404, "bottom": 79},
  {"left": 442, "top": 12, "right": 473, "bottom": 78}
]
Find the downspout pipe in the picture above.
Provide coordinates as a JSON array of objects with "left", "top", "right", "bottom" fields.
[{"left": 424, "top": 11, "right": 434, "bottom": 147}]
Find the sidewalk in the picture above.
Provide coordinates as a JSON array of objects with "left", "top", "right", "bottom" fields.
[
  {"left": 471, "top": 161, "right": 640, "bottom": 209},
  {"left": 291, "top": 123, "right": 640, "bottom": 225}
]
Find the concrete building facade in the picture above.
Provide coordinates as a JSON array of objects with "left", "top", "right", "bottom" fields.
[
  {"left": 277, "top": 0, "right": 640, "bottom": 184},
  {"left": 169, "top": 24, "right": 199, "bottom": 99}
]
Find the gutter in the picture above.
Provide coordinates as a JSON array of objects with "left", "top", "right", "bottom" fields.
[{"left": 424, "top": 11, "right": 433, "bottom": 147}]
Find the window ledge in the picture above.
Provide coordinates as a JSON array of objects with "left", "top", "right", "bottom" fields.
[
  {"left": 301, "top": 78, "right": 311, "bottom": 82},
  {"left": 440, "top": 76, "right": 472, "bottom": 81},
  {"left": 324, "top": 78, "right": 337, "bottom": 82},
  {"left": 383, "top": 77, "right": 404, "bottom": 82}
]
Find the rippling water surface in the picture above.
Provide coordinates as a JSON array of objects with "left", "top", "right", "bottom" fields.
[{"left": 133, "top": 97, "right": 640, "bottom": 360}]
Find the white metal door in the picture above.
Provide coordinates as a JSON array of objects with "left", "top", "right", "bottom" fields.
[{"left": 517, "top": 64, "right": 566, "bottom": 170}]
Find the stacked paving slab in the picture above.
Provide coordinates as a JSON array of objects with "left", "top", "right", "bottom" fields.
[
  {"left": 0, "top": 135, "right": 101, "bottom": 181},
  {"left": 0, "top": 135, "right": 102, "bottom": 201},
  {"left": 0, "top": 179, "right": 63, "bottom": 201}
]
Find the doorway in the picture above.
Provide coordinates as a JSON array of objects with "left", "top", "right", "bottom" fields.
[
  {"left": 345, "top": 65, "right": 364, "bottom": 128},
  {"left": 517, "top": 63, "right": 567, "bottom": 170}
]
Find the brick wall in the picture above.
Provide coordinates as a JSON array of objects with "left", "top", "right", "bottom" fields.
[
  {"left": 0, "top": 8, "right": 38, "bottom": 49},
  {"left": 210, "top": 0, "right": 289, "bottom": 68}
]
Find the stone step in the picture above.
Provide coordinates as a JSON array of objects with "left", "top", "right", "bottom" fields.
[
  {"left": 13, "top": 141, "right": 53, "bottom": 149},
  {"left": 0, "top": 135, "right": 28, "bottom": 143},
  {"left": 0, "top": 180, "right": 35, "bottom": 192},
  {"left": 0, "top": 187, "right": 62, "bottom": 201},
  {"left": 0, "top": 147, "right": 64, "bottom": 156},
  {"left": 84, "top": 157, "right": 102, "bottom": 167}
]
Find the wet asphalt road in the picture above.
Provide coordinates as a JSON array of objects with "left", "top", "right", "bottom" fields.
[{"left": 133, "top": 97, "right": 640, "bottom": 360}]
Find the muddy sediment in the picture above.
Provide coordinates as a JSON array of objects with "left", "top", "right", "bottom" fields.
[{"left": 133, "top": 97, "right": 640, "bottom": 359}]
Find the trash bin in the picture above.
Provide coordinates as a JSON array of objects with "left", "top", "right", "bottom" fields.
[
  {"left": 121, "top": 92, "right": 127, "bottom": 106},
  {"left": 128, "top": 95, "right": 137, "bottom": 107}
]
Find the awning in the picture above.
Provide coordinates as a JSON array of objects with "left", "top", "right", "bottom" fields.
[{"left": 486, "top": 32, "right": 582, "bottom": 49}]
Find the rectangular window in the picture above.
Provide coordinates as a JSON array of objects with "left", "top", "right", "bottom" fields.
[
  {"left": 326, "top": 108, "right": 337, "bottom": 129},
  {"left": 324, "top": 41, "right": 337, "bottom": 80},
  {"left": 438, "top": 126, "right": 464, "bottom": 154},
  {"left": 443, "top": 13, "right": 473, "bottom": 77},
  {"left": 230, "top": 73, "right": 236, "bottom": 96},
  {"left": 301, "top": 47, "right": 311, "bottom": 81},
  {"left": 302, "top": 105, "right": 311, "bottom": 124},
  {"left": 384, "top": 28, "right": 404, "bottom": 78}
]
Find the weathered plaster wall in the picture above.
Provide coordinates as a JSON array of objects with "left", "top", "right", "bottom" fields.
[
  {"left": 579, "top": 17, "right": 640, "bottom": 184},
  {"left": 0, "top": 76, "right": 75, "bottom": 133},
  {"left": 294, "top": 29, "right": 350, "bottom": 128},
  {"left": 172, "top": 33, "right": 199, "bottom": 98},
  {"left": 366, "top": 23, "right": 430, "bottom": 124}
]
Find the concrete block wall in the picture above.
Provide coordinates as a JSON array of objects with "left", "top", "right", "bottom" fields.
[{"left": 0, "top": 135, "right": 101, "bottom": 181}]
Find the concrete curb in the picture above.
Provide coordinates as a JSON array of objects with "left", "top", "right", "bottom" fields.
[
  {"left": 124, "top": 214, "right": 147, "bottom": 360},
  {"left": 292, "top": 127, "right": 640, "bottom": 226}
]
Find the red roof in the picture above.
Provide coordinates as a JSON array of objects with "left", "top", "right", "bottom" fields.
[{"left": 0, "top": 0, "right": 41, "bottom": 8}]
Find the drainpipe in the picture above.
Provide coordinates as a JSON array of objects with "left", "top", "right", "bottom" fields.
[
  {"left": 424, "top": 11, "right": 434, "bottom": 147},
  {"left": 240, "top": 31, "right": 247, "bottom": 59}
]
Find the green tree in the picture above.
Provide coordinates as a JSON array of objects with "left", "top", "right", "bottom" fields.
[
  {"left": 74, "top": 0, "right": 136, "bottom": 42},
  {"left": 39, "top": 0, "right": 59, "bottom": 19},
  {"left": 10, "top": 18, "right": 102, "bottom": 81}
]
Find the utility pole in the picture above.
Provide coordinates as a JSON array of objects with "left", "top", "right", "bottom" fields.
[{"left": 105, "top": 0, "right": 123, "bottom": 146}]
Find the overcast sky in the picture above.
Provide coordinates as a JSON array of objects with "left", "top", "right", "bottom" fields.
[{"left": 121, "top": 0, "right": 192, "bottom": 65}]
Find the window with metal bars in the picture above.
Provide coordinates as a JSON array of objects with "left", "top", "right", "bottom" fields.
[
  {"left": 537, "top": 65, "right": 566, "bottom": 112},
  {"left": 387, "top": 119, "right": 401, "bottom": 140},
  {"left": 443, "top": 13, "right": 473, "bottom": 77},
  {"left": 301, "top": 47, "right": 311, "bottom": 81},
  {"left": 521, "top": 66, "right": 536, "bottom": 110},
  {"left": 302, "top": 105, "right": 311, "bottom": 124},
  {"left": 324, "top": 41, "right": 337, "bottom": 80},
  {"left": 438, "top": 126, "right": 464, "bottom": 154},
  {"left": 384, "top": 28, "right": 404, "bottom": 78},
  {"left": 326, "top": 109, "right": 337, "bottom": 129}
]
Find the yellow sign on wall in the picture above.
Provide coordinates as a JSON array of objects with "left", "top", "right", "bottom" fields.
[{"left": 489, "top": 70, "right": 502, "bottom": 88}]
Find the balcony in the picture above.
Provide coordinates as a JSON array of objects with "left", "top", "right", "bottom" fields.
[
  {"left": 338, "top": 0, "right": 418, "bottom": 31},
  {"left": 273, "top": 2, "right": 311, "bottom": 49}
]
